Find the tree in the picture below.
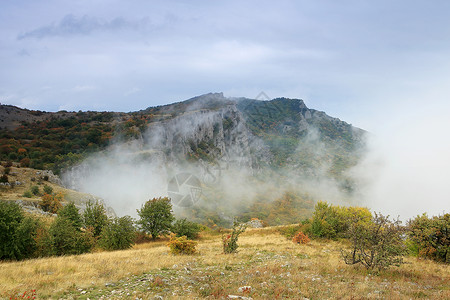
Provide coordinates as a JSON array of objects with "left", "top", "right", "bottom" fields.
[
  {"left": 83, "top": 200, "right": 108, "bottom": 237},
  {"left": 137, "top": 197, "right": 174, "bottom": 240},
  {"left": 58, "top": 202, "right": 82, "bottom": 230},
  {"left": 408, "top": 213, "right": 449, "bottom": 263},
  {"left": 341, "top": 212, "right": 406, "bottom": 271},
  {"left": 47, "top": 217, "right": 94, "bottom": 256},
  {"left": 0, "top": 201, "right": 40, "bottom": 260},
  {"left": 40, "top": 192, "right": 63, "bottom": 214},
  {"left": 172, "top": 218, "right": 202, "bottom": 240},
  {"left": 99, "top": 216, "right": 135, "bottom": 250}
]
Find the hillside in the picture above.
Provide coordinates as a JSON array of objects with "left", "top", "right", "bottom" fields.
[
  {"left": 1, "top": 93, "right": 367, "bottom": 225},
  {"left": 0, "top": 227, "right": 448, "bottom": 299},
  {"left": 0, "top": 164, "right": 111, "bottom": 216}
]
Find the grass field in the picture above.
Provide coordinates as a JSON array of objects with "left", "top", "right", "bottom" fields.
[{"left": 1, "top": 227, "right": 448, "bottom": 299}]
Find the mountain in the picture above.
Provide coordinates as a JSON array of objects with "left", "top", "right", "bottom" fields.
[{"left": 0, "top": 93, "right": 367, "bottom": 225}]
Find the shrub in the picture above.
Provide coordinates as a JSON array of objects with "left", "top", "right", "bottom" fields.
[
  {"left": 172, "top": 218, "right": 202, "bottom": 240},
  {"left": 0, "top": 201, "right": 40, "bottom": 260},
  {"left": 83, "top": 200, "right": 108, "bottom": 237},
  {"left": 310, "top": 201, "right": 371, "bottom": 239},
  {"left": 30, "top": 185, "right": 40, "bottom": 196},
  {"left": 137, "top": 197, "right": 175, "bottom": 240},
  {"left": 278, "top": 224, "right": 303, "bottom": 239},
  {"left": 40, "top": 193, "right": 63, "bottom": 213},
  {"left": 58, "top": 203, "right": 82, "bottom": 230},
  {"left": 167, "top": 234, "right": 197, "bottom": 255},
  {"left": 292, "top": 231, "right": 310, "bottom": 245},
  {"left": 20, "top": 158, "right": 30, "bottom": 168},
  {"left": 223, "top": 221, "right": 247, "bottom": 254},
  {"left": 341, "top": 212, "right": 406, "bottom": 271},
  {"left": 43, "top": 185, "right": 53, "bottom": 195},
  {"left": 99, "top": 216, "right": 135, "bottom": 251},
  {"left": 0, "top": 174, "right": 8, "bottom": 183},
  {"left": 408, "top": 213, "right": 449, "bottom": 263},
  {"left": 47, "top": 217, "right": 94, "bottom": 256},
  {"left": 4, "top": 167, "right": 10, "bottom": 175},
  {"left": 22, "top": 191, "right": 33, "bottom": 198}
]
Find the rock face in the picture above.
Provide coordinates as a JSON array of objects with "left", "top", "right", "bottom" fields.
[
  {"left": 60, "top": 93, "right": 366, "bottom": 218},
  {"left": 63, "top": 92, "right": 366, "bottom": 182}
]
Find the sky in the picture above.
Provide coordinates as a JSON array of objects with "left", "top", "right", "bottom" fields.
[{"left": 1, "top": 0, "right": 449, "bottom": 217}]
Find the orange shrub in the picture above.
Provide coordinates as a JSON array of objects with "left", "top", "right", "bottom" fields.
[
  {"left": 41, "top": 193, "right": 64, "bottom": 213},
  {"left": 292, "top": 231, "right": 310, "bottom": 245},
  {"left": 167, "top": 234, "right": 197, "bottom": 255}
]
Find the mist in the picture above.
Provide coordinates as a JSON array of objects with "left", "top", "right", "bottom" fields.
[
  {"left": 348, "top": 83, "right": 450, "bottom": 221},
  {"left": 62, "top": 100, "right": 360, "bottom": 221}
]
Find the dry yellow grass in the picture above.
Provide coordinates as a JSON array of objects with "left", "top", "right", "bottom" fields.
[
  {"left": 0, "top": 166, "right": 97, "bottom": 205},
  {"left": 0, "top": 227, "right": 449, "bottom": 299}
]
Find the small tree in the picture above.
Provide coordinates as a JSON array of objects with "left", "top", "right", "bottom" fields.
[
  {"left": 0, "top": 201, "right": 40, "bottom": 260},
  {"left": 40, "top": 193, "right": 63, "bottom": 213},
  {"left": 137, "top": 197, "right": 174, "bottom": 240},
  {"left": 408, "top": 213, "right": 449, "bottom": 263},
  {"left": 341, "top": 212, "right": 406, "bottom": 271},
  {"left": 58, "top": 203, "right": 82, "bottom": 230},
  {"left": 172, "top": 218, "right": 202, "bottom": 240},
  {"left": 47, "top": 217, "right": 94, "bottom": 256},
  {"left": 83, "top": 200, "right": 108, "bottom": 237},
  {"left": 99, "top": 216, "right": 135, "bottom": 251},
  {"left": 223, "top": 221, "right": 247, "bottom": 254}
]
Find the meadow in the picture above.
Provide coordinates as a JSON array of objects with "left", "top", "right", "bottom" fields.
[{"left": 1, "top": 227, "right": 448, "bottom": 299}]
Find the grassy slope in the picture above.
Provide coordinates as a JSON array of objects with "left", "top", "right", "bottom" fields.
[
  {"left": 0, "top": 228, "right": 448, "bottom": 299},
  {"left": 0, "top": 165, "right": 99, "bottom": 206}
]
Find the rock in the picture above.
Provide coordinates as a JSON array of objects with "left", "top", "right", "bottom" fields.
[
  {"left": 246, "top": 219, "right": 264, "bottom": 228},
  {"left": 238, "top": 286, "right": 252, "bottom": 293},
  {"left": 228, "top": 296, "right": 253, "bottom": 300}
]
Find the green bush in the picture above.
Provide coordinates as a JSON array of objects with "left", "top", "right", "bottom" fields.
[
  {"left": 408, "top": 213, "right": 449, "bottom": 263},
  {"left": 58, "top": 203, "right": 82, "bottom": 230},
  {"left": 0, "top": 201, "right": 40, "bottom": 260},
  {"left": 22, "top": 191, "right": 33, "bottom": 198},
  {"left": 137, "top": 197, "right": 175, "bottom": 240},
  {"left": 30, "top": 185, "right": 40, "bottom": 196},
  {"left": 167, "top": 234, "right": 197, "bottom": 255},
  {"left": 341, "top": 213, "right": 406, "bottom": 271},
  {"left": 99, "top": 216, "right": 135, "bottom": 251},
  {"left": 172, "top": 218, "right": 202, "bottom": 240},
  {"left": 47, "top": 217, "right": 94, "bottom": 256},
  {"left": 310, "top": 201, "right": 371, "bottom": 239},
  {"left": 83, "top": 200, "right": 108, "bottom": 237},
  {"left": 277, "top": 224, "right": 303, "bottom": 240},
  {"left": 43, "top": 185, "right": 53, "bottom": 195}
]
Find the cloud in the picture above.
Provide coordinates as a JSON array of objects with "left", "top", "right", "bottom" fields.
[
  {"left": 72, "top": 85, "right": 96, "bottom": 92},
  {"left": 17, "top": 14, "right": 150, "bottom": 40},
  {"left": 124, "top": 87, "right": 141, "bottom": 97}
]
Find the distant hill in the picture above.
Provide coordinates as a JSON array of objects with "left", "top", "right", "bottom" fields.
[{"left": 1, "top": 93, "right": 367, "bottom": 225}]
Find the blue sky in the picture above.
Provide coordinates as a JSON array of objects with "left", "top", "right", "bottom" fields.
[{"left": 1, "top": 0, "right": 449, "bottom": 216}]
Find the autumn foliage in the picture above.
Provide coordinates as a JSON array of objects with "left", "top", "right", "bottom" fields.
[
  {"left": 167, "top": 234, "right": 197, "bottom": 255},
  {"left": 292, "top": 231, "right": 310, "bottom": 245},
  {"left": 40, "top": 193, "right": 64, "bottom": 214}
]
